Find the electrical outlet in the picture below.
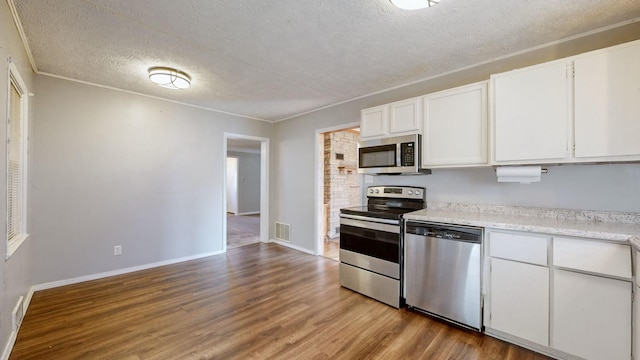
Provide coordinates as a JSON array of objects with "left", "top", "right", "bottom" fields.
[{"left": 113, "top": 245, "right": 122, "bottom": 256}]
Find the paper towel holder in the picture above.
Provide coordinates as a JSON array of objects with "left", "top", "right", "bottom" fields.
[
  {"left": 494, "top": 166, "right": 548, "bottom": 184},
  {"left": 492, "top": 167, "right": 549, "bottom": 174}
]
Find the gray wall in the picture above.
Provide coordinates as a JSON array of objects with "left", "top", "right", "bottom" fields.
[
  {"left": 0, "top": 1, "right": 35, "bottom": 354},
  {"left": 271, "top": 21, "right": 640, "bottom": 252},
  {"left": 31, "top": 76, "right": 272, "bottom": 284},
  {"left": 369, "top": 164, "right": 640, "bottom": 213},
  {"left": 227, "top": 151, "right": 261, "bottom": 214}
]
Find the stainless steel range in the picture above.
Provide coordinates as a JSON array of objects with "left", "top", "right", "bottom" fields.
[{"left": 339, "top": 185, "right": 426, "bottom": 308}]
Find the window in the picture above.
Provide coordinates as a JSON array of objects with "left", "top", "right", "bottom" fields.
[{"left": 6, "top": 62, "right": 29, "bottom": 258}]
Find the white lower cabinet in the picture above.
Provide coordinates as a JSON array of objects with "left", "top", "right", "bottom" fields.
[
  {"left": 634, "top": 250, "right": 639, "bottom": 360},
  {"left": 485, "top": 230, "right": 634, "bottom": 360},
  {"left": 552, "top": 269, "right": 632, "bottom": 360},
  {"left": 490, "top": 257, "right": 549, "bottom": 346}
]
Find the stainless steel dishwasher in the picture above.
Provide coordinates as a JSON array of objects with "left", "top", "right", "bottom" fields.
[{"left": 404, "top": 221, "right": 483, "bottom": 331}]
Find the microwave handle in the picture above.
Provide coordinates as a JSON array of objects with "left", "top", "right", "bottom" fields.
[{"left": 396, "top": 142, "right": 402, "bottom": 167}]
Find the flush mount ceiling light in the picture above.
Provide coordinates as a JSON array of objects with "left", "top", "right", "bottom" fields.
[
  {"left": 390, "top": 0, "right": 440, "bottom": 10},
  {"left": 148, "top": 66, "right": 191, "bottom": 90}
]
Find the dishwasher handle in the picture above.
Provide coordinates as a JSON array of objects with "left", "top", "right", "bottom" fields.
[{"left": 405, "top": 222, "right": 482, "bottom": 244}]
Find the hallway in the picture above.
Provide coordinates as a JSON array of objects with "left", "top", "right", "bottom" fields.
[{"left": 227, "top": 213, "right": 260, "bottom": 249}]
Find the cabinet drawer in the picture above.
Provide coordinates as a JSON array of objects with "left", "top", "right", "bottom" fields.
[
  {"left": 489, "top": 231, "right": 548, "bottom": 265},
  {"left": 553, "top": 237, "right": 631, "bottom": 278}
]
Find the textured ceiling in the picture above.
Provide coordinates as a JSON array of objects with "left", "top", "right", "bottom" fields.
[{"left": 10, "top": 0, "right": 640, "bottom": 122}]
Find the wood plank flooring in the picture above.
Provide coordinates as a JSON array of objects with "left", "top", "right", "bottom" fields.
[{"left": 10, "top": 243, "right": 550, "bottom": 360}]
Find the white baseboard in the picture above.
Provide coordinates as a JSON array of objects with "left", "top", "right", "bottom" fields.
[
  {"left": 32, "top": 250, "right": 224, "bottom": 292},
  {"left": 1, "top": 286, "right": 35, "bottom": 360},
  {"left": 1, "top": 328, "right": 16, "bottom": 360},
  {"left": 270, "top": 239, "right": 315, "bottom": 255},
  {"left": 236, "top": 211, "right": 260, "bottom": 216},
  {"left": 2, "top": 251, "right": 223, "bottom": 359}
]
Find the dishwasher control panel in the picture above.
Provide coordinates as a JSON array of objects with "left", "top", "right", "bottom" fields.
[{"left": 405, "top": 222, "right": 482, "bottom": 243}]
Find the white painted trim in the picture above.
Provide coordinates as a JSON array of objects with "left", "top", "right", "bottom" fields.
[
  {"left": 273, "top": 17, "right": 640, "bottom": 123},
  {"left": 1, "top": 327, "right": 17, "bottom": 360},
  {"left": 6, "top": 0, "right": 38, "bottom": 73},
  {"left": 10, "top": 0, "right": 638, "bottom": 127},
  {"left": 227, "top": 146, "right": 261, "bottom": 154},
  {"left": 223, "top": 133, "right": 270, "bottom": 253},
  {"left": 226, "top": 156, "right": 239, "bottom": 215},
  {"left": 6, "top": 61, "right": 30, "bottom": 260},
  {"left": 271, "top": 239, "right": 315, "bottom": 256},
  {"left": 5, "top": 234, "right": 27, "bottom": 259},
  {"left": 31, "top": 251, "right": 222, "bottom": 292},
  {"left": 0, "top": 250, "right": 220, "bottom": 360},
  {"left": 260, "top": 139, "right": 270, "bottom": 244},
  {"left": 314, "top": 122, "right": 361, "bottom": 257},
  {"left": 36, "top": 72, "right": 271, "bottom": 123},
  {"left": 236, "top": 211, "right": 260, "bottom": 216},
  {"left": 2, "top": 287, "right": 35, "bottom": 360}
]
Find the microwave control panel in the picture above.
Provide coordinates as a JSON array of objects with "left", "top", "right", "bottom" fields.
[{"left": 400, "top": 142, "right": 415, "bottom": 166}]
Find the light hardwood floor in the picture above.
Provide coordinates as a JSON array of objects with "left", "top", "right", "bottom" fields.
[{"left": 10, "top": 243, "right": 550, "bottom": 359}]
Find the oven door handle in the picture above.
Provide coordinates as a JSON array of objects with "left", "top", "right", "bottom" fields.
[
  {"left": 340, "top": 216, "right": 400, "bottom": 234},
  {"left": 339, "top": 213, "right": 400, "bottom": 225}
]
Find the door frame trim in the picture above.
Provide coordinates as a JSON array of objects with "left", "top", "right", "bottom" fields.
[
  {"left": 223, "top": 133, "right": 270, "bottom": 252},
  {"left": 314, "top": 122, "right": 361, "bottom": 256}
]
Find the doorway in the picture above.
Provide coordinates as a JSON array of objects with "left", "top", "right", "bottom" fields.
[
  {"left": 315, "top": 122, "right": 361, "bottom": 261},
  {"left": 224, "top": 134, "right": 270, "bottom": 251},
  {"left": 226, "top": 157, "right": 238, "bottom": 215}
]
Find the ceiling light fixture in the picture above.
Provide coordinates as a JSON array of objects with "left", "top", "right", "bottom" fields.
[
  {"left": 390, "top": 0, "right": 440, "bottom": 10},
  {"left": 148, "top": 66, "right": 191, "bottom": 90}
]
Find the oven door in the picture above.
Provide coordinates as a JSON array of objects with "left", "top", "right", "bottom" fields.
[{"left": 339, "top": 217, "right": 400, "bottom": 279}]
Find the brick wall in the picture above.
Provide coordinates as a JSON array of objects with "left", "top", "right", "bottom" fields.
[{"left": 324, "top": 130, "right": 360, "bottom": 239}]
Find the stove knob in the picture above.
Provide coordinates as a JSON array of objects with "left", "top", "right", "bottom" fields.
[
  {"left": 408, "top": 190, "right": 413, "bottom": 195},
  {"left": 415, "top": 190, "right": 421, "bottom": 196},
  {"left": 369, "top": 189, "right": 374, "bottom": 194},
  {"left": 375, "top": 189, "right": 380, "bottom": 194}
]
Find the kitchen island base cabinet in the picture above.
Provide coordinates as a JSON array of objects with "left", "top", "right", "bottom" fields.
[
  {"left": 489, "top": 258, "right": 549, "bottom": 346},
  {"left": 553, "top": 269, "right": 632, "bottom": 360}
]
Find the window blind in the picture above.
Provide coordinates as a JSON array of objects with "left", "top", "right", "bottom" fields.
[{"left": 7, "top": 79, "right": 23, "bottom": 243}]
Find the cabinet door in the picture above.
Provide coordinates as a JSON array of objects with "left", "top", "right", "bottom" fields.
[
  {"left": 360, "top": 105, "right": 388, "bottom": 139},
  {"left": 389, "top": 98, "right": 421, "bottom": 135},
  {"left": 553, "top": 269, "right": 632, "bottom": 360},
  {"left": 636, "top": 282, "right": 640, "bottom": 360},
  {"left": 422, "top": 82, "right": 488, "bottom": 167},
  {"left": 574, "top": 41, "right": 640, "bottom": 159},
  {"left": 489, "top": 258, "right": 549, "bottom": 346},
  {"left": 492, "top": 60, "right": 572, "bottom": 163},
  {"left": 634, "top": 251, "right": 639, "bottom": 359}
]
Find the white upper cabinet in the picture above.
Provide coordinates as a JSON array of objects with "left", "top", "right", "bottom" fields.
[
  {"left": 574, "top": 40, "right": 640, "bottom": 160},
  {"left": 491, "top": 59, "right": 573, "bottom": 164},
  {"left": 389, "top": 98, "right": 421, "bottom": 135},
  {"left": 422, "top": 82, "right": 488, "bottom": 168},
  {"left": 360, "top": 105, "right": 389, "bottom": 139},
  {"left": 361, "top": 98, "right": 421, "bottom": 139}
]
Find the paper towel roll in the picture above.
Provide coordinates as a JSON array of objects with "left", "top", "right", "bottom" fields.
[{"left": 496, "top": 166, "right": 542, "bottom": 184}]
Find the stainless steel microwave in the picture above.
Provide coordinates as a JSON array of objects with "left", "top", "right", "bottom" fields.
[{"left": 357, "top": 134, "right": 430, "bottom": 175}]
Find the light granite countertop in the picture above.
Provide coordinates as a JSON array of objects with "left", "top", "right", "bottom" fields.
[{"left": 403, "top": 202, "right": 640, "bottom": 249}]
